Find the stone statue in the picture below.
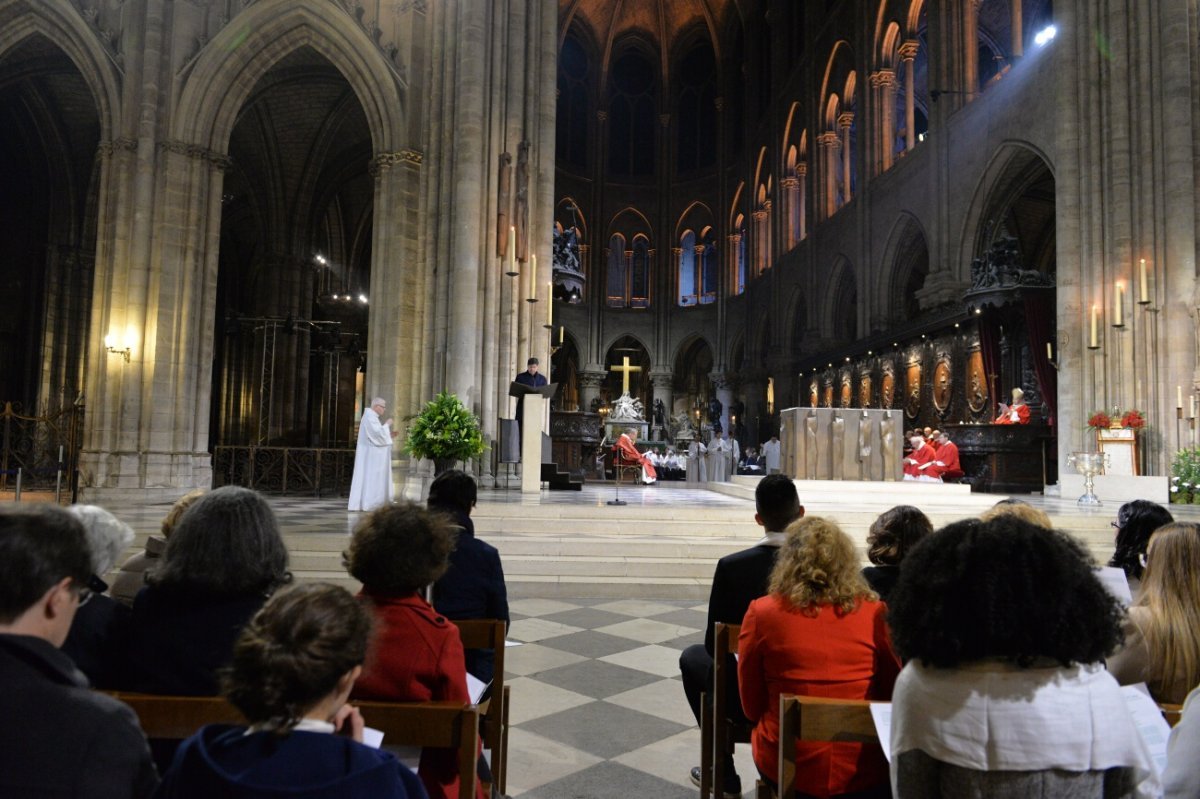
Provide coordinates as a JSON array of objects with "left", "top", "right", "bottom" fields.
[
  {"left": 552, "top": 224, "right": 586, "bottom": 303},
  {"left": 708, "top": 396, "right": 723, "bottom": 428},
  {"left": 653, "top": 399, "right": 666, "bottom": 429},
  {"left": 610, "top": 393, "right": 644, "bottom": 421},
  {"left": 514, "top": 141, "right": 530, "bottom": 263},
  {"left": 831, "top": 414, "right": 845, "bottom": 480},
  {"left": 496, "top": 151, "right": 512, "bottom": 258},
  {"left": 805, "top": 412, "right": 818, "bottom": 478},
  {"left": 858, "top": 410, "right": 872, "bottom": 480},
  {"left": 881, "top": 411, "right": 896, "bottom": 481}
]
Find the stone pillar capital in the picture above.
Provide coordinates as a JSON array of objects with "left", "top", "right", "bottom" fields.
[
  {"left": 795, "top": 161, "right": 808, "bottom": 177},
  {"left": 577, "top": 370, "right": 606, "bottom": 388},
  {"left": 870, "top": 69, "right": 896, "bottom": 88},
  {"left": 837, "top": 112, "right": 855, "bottom": 130},
  {"left": 753, "top": 209, "right": 768, "bottom": 221},
  {"left": 596, "top": 110, "right": 608, "bottom": 123},
  {"left": 709, "top": 371, "right": 732, "bottom": 391},
  {"left": 898, "top": 41, "right": 920, "bottom": 61},
  {"left": 818, "top": 131, "right": 840, "bottom": 148},
  {"left": 649, "top": 370, "right": 675, "bottom": 388},
  {"left": 781, "top": 176, "right": 800, "bottom": 189}
]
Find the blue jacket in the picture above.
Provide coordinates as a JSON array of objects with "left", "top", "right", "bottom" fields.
[{"left": 156, "top": 724, "right": 427, "bottom": 799}]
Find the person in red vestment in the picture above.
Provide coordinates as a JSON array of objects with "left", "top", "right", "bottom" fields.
[
  {"left": 994, "top": 387, "right": 1031, "bottom": 424},
  {"left": 346, "top": 503, "right": 486, "bottom": 799},
  {"left": 615, "top": 427, "right": 657, "bottom": 484},
  {"left": 925, "top": 431, "right": 963, "bottom": 481},
  {"left": 902, "top": 435, "right": 935, "bottom": 481},
  {"left": 738, "top": 516, "right": 901, "bottom": 798}
]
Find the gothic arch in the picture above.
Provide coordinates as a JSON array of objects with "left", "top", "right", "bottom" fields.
[
  {"left": 674, "top": 201, "right": 716, "bottom": 239},
  {"left": 556, "top": 196, "right": 589, "bottom": 242},
  {"left": 608, "top": 205, "right": 655, "bottom": 241},
  {"left": 958, "top": 141, "right": 1056, "bottom": 281},
  {"left": 0, "top": 1, "right": 122, "bottom": 139},
  {"left": 174, "top": 0, "right": 406, "bottom": 153},
  {"left": 824, "top": 257, "right": 858, "bottom": 342},
  {"left": 879, "top": 212, "right": 931, "bottom": 323},
  {"left": 672, "top": 333, "right": 715, "bottom": 371},
  {"left": 783, "top": 285, "right": 807, "bottom": 340}
]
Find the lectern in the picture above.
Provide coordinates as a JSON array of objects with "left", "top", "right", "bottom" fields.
[{"left": 509, "top": 381, "right": 557, "bottom": 493}]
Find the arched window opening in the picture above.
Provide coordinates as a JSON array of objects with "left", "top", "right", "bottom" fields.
[
  {"left": 677, "top": 41, "right": 718, "bottom": 173},
  {"left": 630, "top": 235, "right": 651, "bottom": 307},
  {"left": 678, "top": 230, "right": 697, "bottom": 306},
  {"left": 608, "top": 50, "right": 657, "bottom": 176},
  {"left": 700, "top": 229, "right": 719, "bottom": 303},
  {"left": 606, "top": 233, "right": 627, "bottom": 307},
  {"left": 556, "top": 34, "right": 590, "bottom": 169}
]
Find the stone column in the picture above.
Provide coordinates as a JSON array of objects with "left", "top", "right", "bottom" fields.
[
  {"left": 650, "top": 370, "right": 674, "bottom": 435},
  {"left": 796, "top": 163, "right": 808, "bottom": 240},
  {"left": 741, "top": 372, "right": 768, "bottom": 445},
  {"left": 781, "top": 177, "right": 799, "bottom": 249},
  {"left": 710, "top": 371, "right": 734, "bottom": 435},
  {"left": 693, "top": 244, "right": 706, "bottom": 299},
  {"left": 753, "top": 209, "right": 768, "bottom": 274},
  {"left": 728, "top": 233, "right": 743, "bottom": 293},
  {"left": 1011, "top": 0, "right": 1024, "bottom": 59},
  {"left": 838, "top": 112, "right": 854, "bottom": 204},
  {"left": 761, "top": 199, "right": 773, "bottom": 269},
  {"left": 899, "top": 41, "right": 919, "bottom": 152},
  {"left": 818, "top": 131, "right": 840, "bottom": 218},
  {"left": 871, "top": 69, "right": 896, "bottom": 173},
  {"left": 577, "top": 370, "right": 605, "bottom": 414},
  {"left": 672, "top": 246, "right": 685, "bottom": 304}
]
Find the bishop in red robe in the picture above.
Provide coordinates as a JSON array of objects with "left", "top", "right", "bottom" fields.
[{"left": 615, "top": 429, "right": 656, "bottom": 484}]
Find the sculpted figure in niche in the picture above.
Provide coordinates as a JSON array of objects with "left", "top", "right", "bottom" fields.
[
  {"left": 933, "top": 362, "right": 952, "bottom": 412},
  {"left": 805, "top": 412, "right": 818, "bottom": 478},
  {"left": 831, "top": 415, "right": 846, "bottom": 480},
  {"left": 496, "top": 152, "right": 512, "bottom": 257},
  {"left": 515, "top": 141, "right": 530, "bottom": 262},
  {"left": 881, "top": 411, "right": 896, "bottom": 481}
]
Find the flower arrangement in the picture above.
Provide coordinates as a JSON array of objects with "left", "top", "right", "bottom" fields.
[
  {"left": 1086, "top": 411, "right": 1111, "bottom": 432},
  {"left": 404, "top": 391, "right": 487, "bottom": 471},
  {"left": 1086, "top": 407, "right": 1145, "bottom": 433},
  {"left": 1120, "top": 409, "right": 1146, "bottom": 429},
  {"left": 1170, "top": 447, "right": 1200, "bottom": 504}
]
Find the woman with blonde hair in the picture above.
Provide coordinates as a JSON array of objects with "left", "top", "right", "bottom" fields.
[
  {"left": 1108, "top": 521, "right": 1200, "bottom": 704},
  {"left": 738, "top": 516, "right": 900, "bottom": 798}
]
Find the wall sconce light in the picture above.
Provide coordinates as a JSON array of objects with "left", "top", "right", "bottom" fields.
[{"left": 104, "top": 334, "right": 131, "bottom": 363}]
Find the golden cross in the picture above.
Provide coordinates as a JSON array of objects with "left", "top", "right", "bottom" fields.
[{"left": 609, "top": 355, "right": 642, "bottom": 395}]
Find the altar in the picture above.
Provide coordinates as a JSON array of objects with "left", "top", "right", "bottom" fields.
[
  {"left": 942, "top": 422, "right": 1055, "bottom": 494},
  {"left": 780, "top": 407, "right": 904, "bottom": 481}
]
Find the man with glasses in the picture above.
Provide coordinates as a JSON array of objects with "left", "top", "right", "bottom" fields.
[{"left": 0, "top": 504, "right": 158, "bottom": 797}]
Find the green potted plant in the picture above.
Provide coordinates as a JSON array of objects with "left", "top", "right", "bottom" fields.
[
  {"left": 1170, "top": 447, "right": 1200, "bottom": 504},
  {"left": 404, "top": 391, "right": 487, "bottom": 474}
]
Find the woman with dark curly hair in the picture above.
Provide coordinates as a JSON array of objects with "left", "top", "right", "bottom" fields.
[
  {"left": 346, "top": 502, "right": 482, "bottom": 799},
  {"left": 738, "top": 516, "right": 900, "bottom": 798},
  {"left": 157, "top": 583, "right": 426, "bottom": 798},
  {"left": 861, "top": 505, "right": 933, "bottom": 602},
  {"left": 1108, "top": 499, "right": 1173, "bottom": 594},
  {"left": 1108, "top": 522, "right": 1200, "bottom": 704},
  {"left": 887, "top": 516, "right": 1158, "bottom": 798},
  {"left": 125, "top": 486, "right": 291, "bottom": 696}
]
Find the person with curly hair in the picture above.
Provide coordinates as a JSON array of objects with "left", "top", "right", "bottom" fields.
[
  {"left": 1107, "top": 499, "right": 1174, "bottom": 595},
  {"left": 110, "top": 489, "right": 205, "bottom": 606},
  {"left": 1107, "top": 521, "right": 1200, "bottom": 705},
  {"left": 346, "top": 502, "right": 483, "bottom": 799},
  {"left": 124, "top": 486, "right": 292, "bottom": 696},
  {"left": 738, "top": 516, "right": 900, "bottom": 798},
  {"left": 861, "top": 505, "right": 933, "bottom": 602},
  {"left": 157, "top": 582, "right": 426, "bottom": 798},
  {"left": 887, "top": 516, "right": 1158, "bottom": 798}
]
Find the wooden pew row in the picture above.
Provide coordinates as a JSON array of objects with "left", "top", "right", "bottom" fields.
[{"left": 107, "top": 692, "right": 480, "bottom": 799}]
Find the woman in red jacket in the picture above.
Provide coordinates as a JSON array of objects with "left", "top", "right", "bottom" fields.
[
  {"left": 345, "top": 502, "right": 484, "bottom": 799},
  {"left": 738, "top": 516, "right": 900, "bottom": 798}
]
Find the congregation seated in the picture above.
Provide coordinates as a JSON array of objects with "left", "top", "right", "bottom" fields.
[
  {"left": 738, "top": 448, "right": 764, "bottom": 475},
  {"left": 887, "top": 516, "right": 1158, "bottom": 797},
  {"left": 860, "top": 505, "right": 932, "bottom": 603},
  {"left": 738, "top": 516, "right": 900, "bottom": 798},
  {"left": 110, "top": 489, "right": 205, "bottom": 606},
  {"left": 124, "top": 486, "right": 292, "bottom": 696},
  {"left": 346, "top": 502, "right": 485, "bottom": 799},
  {"left": 1107, "top": 522, "right": 1200, "bottom": 705},
  {"left": 1108, "top": 499, "right": 1174, "bottom": 596},
  {"left": 680, "top": 475, "right": 803, "bottom": 797},
  {"left": 157, "top": 582, "right": 425, "bottom": 799},
  {"left": 0, "top": 504, "right": 158, "bottom": 798},
  {"left": 60, "top": 504, "right": 134, "bottom": 688},
  {"left": 428, "top": 469, "right": 509, "bottom": 684},
  {"left": 979, "top": 497, "right": 1053, "bottom": 529}
]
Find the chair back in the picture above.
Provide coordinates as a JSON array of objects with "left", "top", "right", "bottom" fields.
[
  {"left": 109, "top": 692, "right": 480, "bottom": 799},
  {"left": 776, "top": 694, "right": 882, "bottom": 795},
  {"left": 711, "top": 622, "right": 751, "bottom": 796},
  {"left": 452, "top": 618, "right": 510, "bottom": 793}
]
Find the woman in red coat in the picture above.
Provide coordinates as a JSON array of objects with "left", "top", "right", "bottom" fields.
[
  {"left": 739, "top": 516, "right": 901, "bottom": 798},
  {"left": 345, "top": 502, "right": 484, "bottom": 799}
]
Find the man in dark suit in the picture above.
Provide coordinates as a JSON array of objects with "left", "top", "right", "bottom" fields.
[
  {"left": 680, "top": 474, "right": 803, "bottom": 798},
  {"left": 0, "top": 504, "right": 159, "bottom": 798}
]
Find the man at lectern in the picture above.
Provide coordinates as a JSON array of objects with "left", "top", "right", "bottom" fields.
[
  {"left": 994, "top": 387, "right": 1031, "bottom": 425},
  {"left": 514, "top": 356, "right": 548, "bottom": 427}
]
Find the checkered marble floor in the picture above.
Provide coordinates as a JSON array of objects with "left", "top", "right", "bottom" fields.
[{"left": 501, "top": 596, "right": 758, "bottom": 799}]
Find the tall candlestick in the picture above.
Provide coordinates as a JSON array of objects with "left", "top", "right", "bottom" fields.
[
  {"left": 530, "top": 254, "right": 537, "bottom": 300},
  {"left": 1089, "top": 305, "right": 1099, "bottom": 348},
  {"left": 559, "top": 325, "right": 564, "bottom": 345},
  {"left": 1179, "top": 385, "right": 1184, "bottom": 409},
  {"left": 1113, "top": 282, "right": 1124, "bottom": 327},
  {"left": 506, "top": 227, "right": 517, "bottom": 276},
  {"left": 1046, "top": 342, "right": 1053, "bottom": 361},
  {"left": 546, "top": 283, "right": 553, "bottom": 327},
  {"left": 1139, "top": 258, "right": 1149, "bottom": 304}
]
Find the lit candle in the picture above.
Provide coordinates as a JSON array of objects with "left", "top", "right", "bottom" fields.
[
  {"left": 1046, "top": 342, "right": 1053, "bottom": 361},
  {"left": 559, "top": 326, "right": 564, "bottom": 345},
  {"left": 530, "top": 254, "right": 537, "bottom": 300},
  {"left": 1090, "top": 305, "right": 1099, "bottom": 348},
  {"left": 546, "top": 283, "right": 553, "bottom": 326},
  {"left": 1113, "top": 282, "right": 1124, "bottom": 327},
  {"left": 1139, "top": 258, "right": 1149, "bottom": 303},
  {"left": 1179, "top": 385, "right": 1184, "bottom": 409}
]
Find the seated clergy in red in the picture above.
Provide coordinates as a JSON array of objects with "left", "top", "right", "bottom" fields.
[
  {"left": 902, "top": 436, "right": 935, "bottom": 481},
  {"left": 994, "top": 387, "right": 1032, "bottom": 425},
  {"left": 615, "top": 428, "right": 657, "bottom": 484},
  {"left": 926, "top": 430, "right": 963, "bottom": 480}
]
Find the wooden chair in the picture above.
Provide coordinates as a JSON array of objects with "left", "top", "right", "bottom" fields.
[
  {"left": 611, "top": 445, "right": 642, "bottom": 484},
  {"left": 705, "top": 622, "right": 753, "bottom": 798},
  {"left": 108, "top": 692, "right": 481, "bottom": 799},
  {"left": 452, "top": 618, "right": 510, "bottom": 794},
  {"left": 755, "top": 694, "right": 882, "bottom": 799},
  {"left": 1159, "top": 702, "right": 1184, "bottom": 728}
]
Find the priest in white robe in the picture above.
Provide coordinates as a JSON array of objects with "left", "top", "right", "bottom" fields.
[
  {"left": 762, "top": 435, "right": 782, "bottom": 474},
  {"left": 348, "top": 397, "right": 398, "bottom": 511},
  {"left": 687, "top": 439, "right": 707, "bottom": 483},
  {"left": 708, "top": 431, "right": 731, "bottom": 482}
]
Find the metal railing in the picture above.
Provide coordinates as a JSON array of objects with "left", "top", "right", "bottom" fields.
[
  {"left": 0, "top": 401, "right": 84, "bottom": 503},
  {"left": 212, "top": 445, "right": 355, "bottom": 496}
]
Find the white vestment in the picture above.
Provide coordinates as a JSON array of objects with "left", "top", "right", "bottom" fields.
[
  {"left": 708, "top": 437, "right": 730, "bottom": 482},
  {"left": 347, "top": 408, "right": 394, "bottom": 511},
  {"left": 687, "top": 440, "right": 708, "bottom": 482},
  {"left": 762, "top": 439, "right": 781, "bottom": 473}
]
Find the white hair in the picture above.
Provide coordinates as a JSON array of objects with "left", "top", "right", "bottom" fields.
[
  {"left": 66, "top": 505, "right": 135, "bottom": 575},
  {"left": 370, "top": 397, "right": 387, "bottom": 407}
]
